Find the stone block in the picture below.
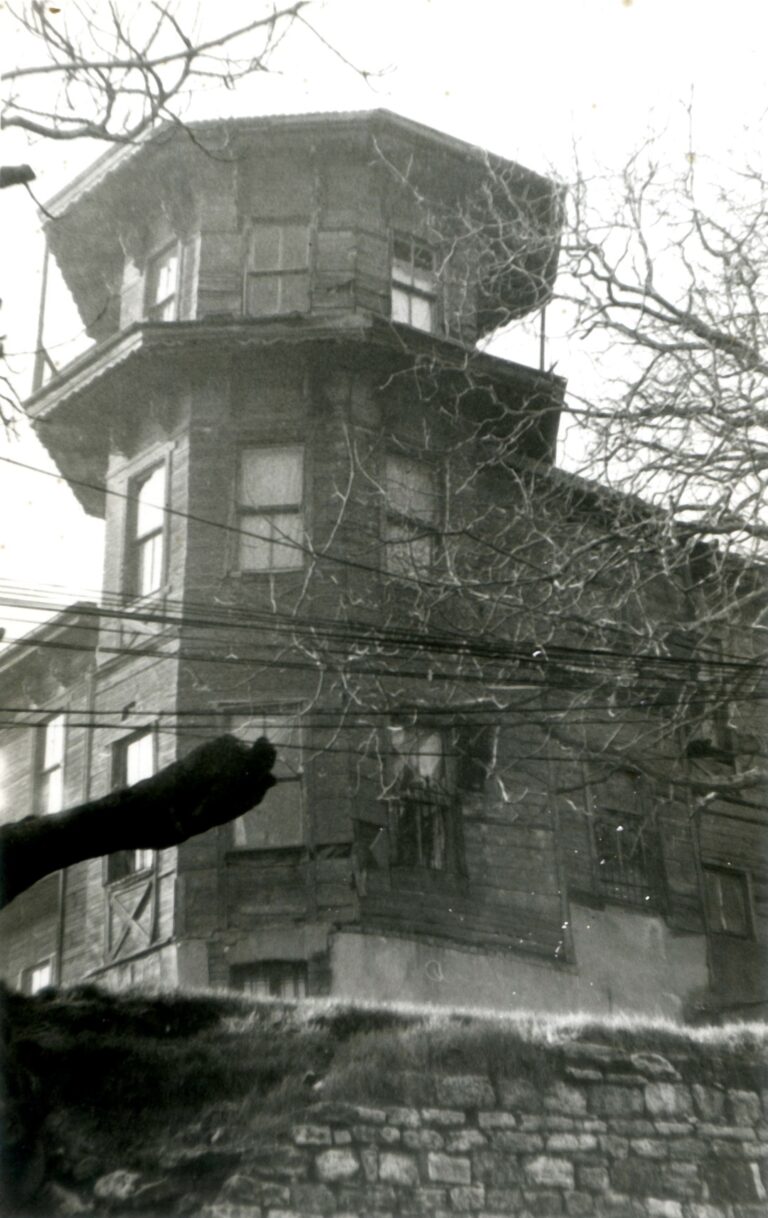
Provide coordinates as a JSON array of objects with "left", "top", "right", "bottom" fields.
[
  {"left": 629, "top": 1053, "right": 679, "bottom": 1079},
  {"left": 478, "top": 1112, "right": 517, "bottom": 1129},
  {"left": 497, "top": 1079, "right": 542, "bottom": 1112},
  {"left": 730, "top": 1091, "right": 762, "bottom": 1126},
  {"left": 543, "top": 1082, "right": 588, "bottom": 1115},
  {"left": 692, "top": 1085, "right": 726, "bottom": 1121},
  {"left": 333, "top": 1130, "right": 352, "bottom": 1145},
  {"left": 289, "top": 1181, "right": 336, "bottom": 1213},
  {"left": 485, "top": 1187, "right": 524, "bottom": 1212},
  {"left": 221, "top": 1178, "right": 289, "bottom": 1208},
  {"left": 360, "top": 1147, "right": 378, "bottom": 1183},
  {"left": 403, "top": 1128, "right": 444, "bottom": 1151},
  {"left": 398, "top": 1186, "right": 447, "bottom": 1213},
  {"left": 421, "top": 1107, "right": 466, "bottom": 1127},
  {"left": 379, "top": 1152, "right": 419, "bottom": 1187},
  {"left": 704, "top": 1158, "right": 765, "bottom": 1203},
  {"left": 590, "top": 1085, "right": 645, "bottom": 1117},
  {"left": 524, "top": 1155, "right": 575, "bottom": 1189},
  {"left": 449, "top": 1185, "right": 486, "bottom": 1211},
  {"left": 386, "top": 1107, "right": 421, "bottom": 1128},
  {"left": 599, "top": 1135, "right": 629, "bottom": 1158},
  {"left": 489, "top": 1130, "right": 544, "bottom": 1153},
  {"left": 645, "top": 1084, "right": 693, "bottom": 1118},
  {"left": 546, "top": 1133, "right": 598, "bottom": 1153},
  {"left": 352, "top": 1105, "right": 387, "bottom": 1123},
  {"left": 446, "top": 1129, "right": 488, "bottom": 1152},
  {"left": 436, "top": 1074, "right": 496, "bottom": 1109},
  {"left": 699, "top": 1124, "right": 757, "bottom": 1141},
  {"left": 351, "top": 1123, "right": 401, "bottom": 1145},
  {"left": 427, "top": 1152, "right": 471, "bottom": 1184},
  {"left": 646, "top": 1201, "right": 683, "bottom": 1218},
  {"left": 337, "top": 1183, "right": 397, "bottom": 1211},
  {"left": 630, "top": 1138, "right": 668, "bottom": 1159},
  {"left": 612, "top": 1158, "right": 665, "bottom": 1197},
  {"left": 292, "top": 1123, "right": 332, "bottom": 1146},
  {"left": 576, "top": 1163, "right": 610, "bottom": 1191},
  {"left": 315, "top": 1148, "right": 359, "bottom": 1182},
  {"left": 472, "top": 1150, "right": 522, "bottom": 1187},
  {"left": 566, "top": 1191, "right": 597, "bottom": 1215}
]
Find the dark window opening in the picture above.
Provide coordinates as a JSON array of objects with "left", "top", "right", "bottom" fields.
[
  {"left": 703, "top": 866, "right": 752, "bottom": 937},
  {"left": 230, "top": 960, "right": 307, "bottom": 999},
  {"left": 384, "top": 454, "right": 440, "bottom": 576},
  {"left": 146, "top": 245, "right": 179, "bottom": 321},
  {"left": 589, "top": 768, "right": 664, "bottom": 908},
  {"left": 387, "top": 725, "right": 463, "bottom": 872}
]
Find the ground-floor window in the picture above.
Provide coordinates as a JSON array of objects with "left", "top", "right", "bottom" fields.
[
  {"left": 703, "top": 865, "right": 753, "bottom": 937},
  {"left": 21, "top": 959, "right": 53, "bottom": 994},
  {"left": 230, "top": 960, "right": 307, "bottom": 999}
]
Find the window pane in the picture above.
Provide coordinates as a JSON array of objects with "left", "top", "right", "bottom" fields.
[
  {"left": 249, "top": 225, "right": 281, "bottom": 271},
  {"left": 269, "top": 511, "right": 304, "bottom": 569},
  {"left": 386, "top": 456, "right": 438, "bottom": 523},
  {"left": 246, "top": 275, "right": 281, "bottom": 315},
  {"left": 241, "top": 448, "right": 303, "bottom": 509},
  {"left": 153, "top": 251, "right": 178, "bottom": 302},
  {"left": 133, "top": 849, "right": 155, "bottom": 872},
  {"left": 42, "top": 766, "right": 64, "bottom": 815},
  {"left": 125, "top": 732, "right": 155, "bottom": 784},
  {"left": 391, "top": 286, "right": 411, "bottom": 323},
  {"left": 138, "top": 533, "right": 164, "bottom": 596},
  {"left": 230, "top": 712, "right": 303, "bottom": 847},
  {"left": 280, "top": 225, "right": 309, "bottom": 270},
  {"left": 136, "top": 467, "right": 165, "bottom": 538},
  {"left": 240, "top": 514, "right": 272, "bottom": 570},
  {"left": 28, "top": 962, "right": 52, "bottom": 993},
  {"left": 410, "top": 295, "right": 434, "bottom": 332},
  {"left": 279, "top": 273, "right": 310, "bottom": 313},
  {"left": 43, "top": 714, "right": 65, "bottom": 768}
]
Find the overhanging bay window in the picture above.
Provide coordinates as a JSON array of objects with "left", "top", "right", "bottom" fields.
[
  {"left": 129, "top": 465, "right": 166, "bottom": 597},
  {"left": 387, "top": 724, "right": 463, "bottom": 872},
  {"left": 229, "top": 711, "right": 303, "bottom": 848},
  {"left": 238, "top": 446, "right": 304, "bottom": 572},
  {"left": 384, "top": 454, "right": 440, "bottom": 576},
  {"left": 106, "top": 729, "right": 156, "bottom": 881},
  {"left": 245, "top": 222, "right": 309, "bottom": 315},
  {"left": 391, "top": 234, "right": 437, "bottom": 332}
]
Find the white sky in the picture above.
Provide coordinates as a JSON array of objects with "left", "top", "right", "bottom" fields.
[{"left": 1, "top": 0, "right": 766, "bottom": 642}]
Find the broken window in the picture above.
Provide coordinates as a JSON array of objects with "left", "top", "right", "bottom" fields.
[
  {"left": 238, "top": 446, "right": 304, "bottom": 572},
  {"left": 229, "top": 711, "right": 303, "bottom": 848},
  {"left": 146, "top": 244, "right": 179, "bottom": 320},
  {"left": 129, "top": 465, "right": 166, "bottom": 598},
  {"left": 384, "top": 454, "right": 440, "bottom": 576},
  {"left": 37, "top": 713, "right": 65, "bottom": 815},
  {"left": 387, "top": 725, "right": 462, "bottom": 871},
  {"left": 391, "top": 234, "right": 437, "bottom": 332},
  {"left": 106, "top": 729, "right": 156, "bottom": 881},
  {"left": 245, "top": 222, "right": 310, "bottom": 316},
  {"left": 589, "top": 767, "right": 664, "bottom": 908},
  {"left": 230, "top": 960, "right": 307, "bottom": 999},
  {"left": 703, "top": 866, "right": 752, "bottom": 937}
]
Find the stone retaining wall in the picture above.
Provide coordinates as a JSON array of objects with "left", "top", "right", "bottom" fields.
[{"left": 180, "top": 1043, "right": 768, "bottom": 1218}]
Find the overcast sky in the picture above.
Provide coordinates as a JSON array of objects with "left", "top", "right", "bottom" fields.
[{"left": 1, "top": 0, "right": 766, "bottom": 644}]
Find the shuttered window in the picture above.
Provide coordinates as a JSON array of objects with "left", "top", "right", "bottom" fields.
[{"left": 245, "top": 223, "right": 309, "bottom": 316}]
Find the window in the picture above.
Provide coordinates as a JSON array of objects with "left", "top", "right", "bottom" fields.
[
  {"left": 229, "top": 711, "right": 303, "bottom": 848},
  {"left": 146, "top": 244, "right": 179, "bottom": 320},
  {"left": 391, "top": 234, "right": 437, "bottom": 332},
  {"left": 245, "top": 223, "right": 309, "bottom": 316},
  {"left": 387, "top": 724, "right": 463, "bottom": 872},
  {"left": 589, "top": 767, "right": 663, "bottom": 908},
  {"left": 129, "top": 465, "right": 166, "bottom": 597},
  {"left": 703, "top": 866, "right": 753, "bottom": 937},
  {"left": 230, "top": 960, "right": 307, "bottom": 999},
  {"left": 238, "top": 447, "right": 304, "bottom": 572},
  {"left": 107, "top": 730, "right": 156, "bottom": 881},
  {"left": 21, "top": 960, "right": 53, "bottom": 994},
  {"left": 384, "top": 455, "right": 440, "bottom": 576},
  {"left": 37, "top": 713, "right": 65, "bottom": 815}
]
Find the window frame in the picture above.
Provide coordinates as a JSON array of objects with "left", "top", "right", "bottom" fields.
[
  {"left": 384, "top": 721, "right": 466, "bottom": 875},
  {"left": 36, "top": 712, "right": 66, "bottom": 816},
  {"left": 105, "top": 728, "right": 158, "bottom": 883},
  {"left": 586, "top": 766, "right": 666, "bottom": 910},
  {"left": 145, "top": 241, "right": 181, "bottom": 321},
  {"left": 126, "top": 462, "right": 168, "bottom": 600},
  {"left": 244, "top": 220, "right": 311, "bottom": 317},
  {"left": 391, "top": 232, "right": 438, "bottom": 333},
  {"left": 20, "top": 958, "right": 54, "bottom": 995},
  {"left": 702, "top": 865, "right": 754, "bottom": 938},
  {"left": 383, "top": 452, "right": 441, "bottom": 577},
  {"left": 226, "top": 706, "right": 304, "bottom": 850},
  {"left": 237, "top": 444, "right": 305, "bottom": 574}
]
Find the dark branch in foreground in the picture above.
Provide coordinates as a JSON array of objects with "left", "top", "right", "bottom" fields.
[{"left": 0, "top": 734, "right": 276, "bottom": 908}]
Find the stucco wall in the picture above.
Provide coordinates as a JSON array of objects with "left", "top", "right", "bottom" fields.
[{"left": 330, "top": 902, "right": 708, "bottom": 1019}]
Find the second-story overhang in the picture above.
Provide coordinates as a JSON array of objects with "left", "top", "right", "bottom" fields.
[{"left": 25, "top": 312, "right": 566, "bottom": 516}]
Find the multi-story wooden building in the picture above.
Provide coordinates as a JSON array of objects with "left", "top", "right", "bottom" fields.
[{"left": 0, "top": 112, "right": 765, "bottom": 1018}]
